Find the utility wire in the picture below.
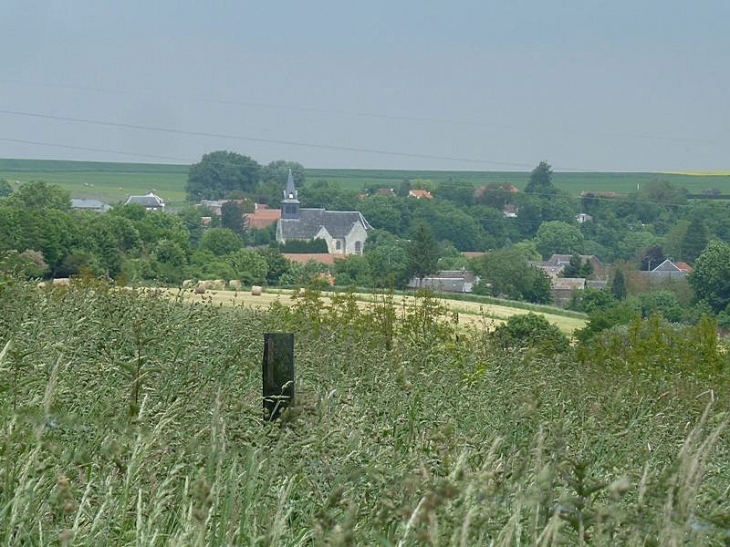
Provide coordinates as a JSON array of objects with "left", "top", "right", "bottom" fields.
[
  {"left": 0, "top": 138, "right": 193, "bottom": 163},
  {"left": 0, "top": 78, "right": 717, "bottom": 146},
  {"left": 0, "top": 108, "right": 555, "bottom": 169}
]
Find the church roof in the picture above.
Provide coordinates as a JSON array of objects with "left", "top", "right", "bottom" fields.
[{"left": 279, "top": 208, "right": 372, "bottom": 239}]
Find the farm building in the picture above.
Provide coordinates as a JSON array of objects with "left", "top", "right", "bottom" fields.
[
  {"left": 71, "top": 199, "right": 111, "bottom": 212},
  {"left": 408, "top": 270, "right": 478, "bottom": 293}
]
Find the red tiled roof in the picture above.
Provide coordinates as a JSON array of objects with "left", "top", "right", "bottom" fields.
[
  {"left": 244, "top": 206, "right": 281, "bottom": 229},
  {"left": 409, "top": 189, "right": 433, "bottom": 199},
  {"left": 674, "top": 261, "right": 693, "bottom": 273}
]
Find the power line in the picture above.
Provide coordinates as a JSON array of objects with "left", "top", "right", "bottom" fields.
[
  {"left": 0, "top": 108, "right": 553, "bottom": 169},
  {"left": 0, "top": 78, "right": 718, "bottom": 146},
  {"left": 0, "top": 138, "right": 193, "bottom": 163}
]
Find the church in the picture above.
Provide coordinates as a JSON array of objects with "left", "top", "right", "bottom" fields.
[{"left": 275, "top": 171, "right": 372, "bottom": 255}]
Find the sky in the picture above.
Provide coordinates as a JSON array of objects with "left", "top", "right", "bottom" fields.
[{"left": 0, "top": 1, "right": 728, "bottom": 172}]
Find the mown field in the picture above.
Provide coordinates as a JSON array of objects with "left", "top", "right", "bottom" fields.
[
  {"left": 2, "top": 278, "right": 730, "bottom": 545},
  {"left": 2, "top": 158, "right": 729, "bottom": 206},
  {"left": 168, "top": 287, "right": 586, "bottom": 335}
]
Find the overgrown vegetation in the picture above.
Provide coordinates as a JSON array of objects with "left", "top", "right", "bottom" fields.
[{"left": 1, "top": 278, "right": 729, "bottom": 544}]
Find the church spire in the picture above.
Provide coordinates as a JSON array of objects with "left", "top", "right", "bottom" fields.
[
  {"left": 284, "top": 169, "right": 297, "bottom": 200},
  {"left": 281, "top": 169, "right": 300, "bottom": 220}
]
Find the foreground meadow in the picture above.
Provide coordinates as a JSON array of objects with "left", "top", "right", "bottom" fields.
[{"left": 1, "top": 279, "right": 729, "bottom": 545}]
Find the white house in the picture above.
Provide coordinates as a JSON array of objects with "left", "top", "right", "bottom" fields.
[
  {"left": 275, "top": 171, "right": 372, "bottom": 254},
  {"left": 125, "top": 192, "right": 165, "bottom": 211}
]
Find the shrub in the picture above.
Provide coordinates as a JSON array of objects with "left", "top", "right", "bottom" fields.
[{"left": 491, "top": 312, "right": 570, "bottom": 354}]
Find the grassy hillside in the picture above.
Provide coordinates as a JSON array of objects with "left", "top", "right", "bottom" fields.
[
  {"left": 2, "top": 158, "right": 729, "bottom": 206},
  {"left": 1, "top": 280, "right": 729, "bottom": 544}
]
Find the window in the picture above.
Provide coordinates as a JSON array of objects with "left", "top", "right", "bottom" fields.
[
  {"left": 354, "top": 241, "right": 362, "bottom": 254},
  {"left": 336, "top": 240, "right": 342, "bottom": 251}
]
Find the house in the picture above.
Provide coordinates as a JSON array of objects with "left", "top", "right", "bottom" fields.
[
  {"left": 125, "top": 192, "right": 165, "bottom": 211},
  {"left": 244, "top": 203, "right": 281, "bottom": 230},
  {"left": 648, "top": 259, "right": 691, "bottom": 279},
  {"left": 408, "top": 270, "right": 478, "bottom": 293},
  {"left": 198, "top": 199, "right": 247, "bottom": 216},
  {"left": 545, "top": 254, "right": 605, "bottom": 278},
  {"left": 70, "top": 199, "right": 111, "bottom": 212},
  {"left": 375, "top": 188, "right": 396, "bottom": 197},
  {"left": 408, "top": 189, "right": 433, "bottom": 199},
  {"left": 575, "top": 213, "right": 593, "bottom": 224},
  {"left": 276, "top": 170, "right": 372, "bottom": 255},
  {"left": 530, "top": 262, "right": 565, "bottom": 280},
  {"left": 502, "top": 204, "right": 518, "bottom": 218},
  {"left": 552, "top": 277, "right": 586, "bottom": 307}
]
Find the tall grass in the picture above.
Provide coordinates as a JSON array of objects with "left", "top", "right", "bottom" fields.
[{"left": 0, "top": 279, "right": 729, "bottom": 544}]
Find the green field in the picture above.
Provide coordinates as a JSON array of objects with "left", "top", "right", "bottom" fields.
[
  {"left": 2, "top": 158, "right": 730, "bottom": 206},
  {"left": 1, "top": 280, "right": 729, "bottom": 544}
]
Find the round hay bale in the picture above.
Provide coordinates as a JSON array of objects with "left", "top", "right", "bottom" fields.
[
  {"left": 229, "top": 280, "right": 242, "bottom": 291},
  {"left": 298, "top": 287, "right": 306, "bottom": 297},
  {"left": 194, "top": 282, "right": 206, "bottom": 294},
  {"left": 37, "top": 281, "right": 47, "bottom": 289},
  {"left": 251, "top": 285, "right": 263, "bottom": 296},
  {"left": 182, "top": 279, "right": 194, "bottom": 289},
  {"left": 207, "top": 279, "right": 225, "bottom": 291}
]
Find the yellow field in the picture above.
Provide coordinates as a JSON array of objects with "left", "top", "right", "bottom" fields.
[
  {"left": 663, "top": 171, "right": 730, "bottom": 176},
  {"left": 164, "top": 288, "right": 586, "bottom": 335}
]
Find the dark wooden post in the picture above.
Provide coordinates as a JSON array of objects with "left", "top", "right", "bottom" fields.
[{"left": 262, "top": 333, "right": 295, "bottom": 421}]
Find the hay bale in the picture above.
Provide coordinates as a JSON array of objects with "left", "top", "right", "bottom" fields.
[
  {"left": 182, "top": 279, "right": 194, "bottom": 289},
  {"left": 229, "top": 280, "right": 242, "bottom": 291},
  {"left": 52, "top": 278, "right": 70, "bottom": 286},
  {"left": 298, "top": 287, "right": 306, "bottom": 297},
  {"left": 251, "top": 285, "right": 263, "bottom": 296},
  {"left": 37, "top": 281, "right": 47, "bottom": 289},
  {"left": 194, "top": 282, "right": 206, "bottom": 294},
  {"left": 207, "top": 279, "right": 225, "bottom": 291}
]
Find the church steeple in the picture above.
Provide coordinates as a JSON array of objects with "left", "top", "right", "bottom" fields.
[{"left": 281, "top": 169, "right": 300, "bottom": 219}]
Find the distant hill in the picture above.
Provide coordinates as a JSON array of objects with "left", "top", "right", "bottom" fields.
[{"left": 1, "top": 158, "right": 728, "bottom": 205}]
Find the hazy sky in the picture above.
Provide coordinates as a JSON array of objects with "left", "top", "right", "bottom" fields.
[{"left": 1, "top": 1, "right": 728, "bottom": 171}]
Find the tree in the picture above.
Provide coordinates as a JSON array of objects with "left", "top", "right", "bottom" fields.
[
  {"left": 397, "top": 179, "right": 411, "bottom": 197},
  {"left": 257, "top": 248, "right": 291, "bottom": 285},
  {"left": 220, "top": 200, "right": 245, "bottom": 234},
  {"left": 611, "top": 270, "right": 627, "bottom": 300},
  {"left": 199, "top": 228, "right": 242, "bottom": 256},
  {"left": 688, "top": 240, "right": 730, "bottom": 313},
  {"left": 679, "top": 216, "right": 709, "bottom": 264},
  {"left": 225, "top": 249, "right": 268, "bottom": 285},
  {"left": 437, "top": 179, "right": 474, "bottom": 206},
  {"left": 0, "top": 179, "right": 12, "bottom": 197},
  {"left": 471, "top": 248, "right": 552, "bottom": 304},
  {"left": 535, "top": 221, "right": 584, "bottom": 259},
  {"left": 407, "top": 222, "right": 439, "bottom": 284},
  {"left": 261, "top": 160, "right": 305, "bottom": 187},
  {"left": 561, "top": 253, "right": 593, "bottom": 278},
  {"left": 10, "top": 181, "right": 70, "bottom": 210},
  {"left": 524, "top": 161, "right": 558, "bottom": 196},
  {"left": 186, "top": 151, "right": 261, "bottom": 201}
]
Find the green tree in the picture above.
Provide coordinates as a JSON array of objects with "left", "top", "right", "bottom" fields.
[
  {"left": 524, "top": 161, "right": 558, "bottom": 196},
  {"left": 492, "top": 313, "right": 569, "bottom": 354},
  {"left": 407, "top": 222, "right": 439, "bottom": 284},
  {"left": 187, "top": 151, "right": 261, "bottom": 201},
  {"left": 679, "top": 216, "right": 709, "bottom": 264},
  {"left": 535, "top": 221, "right": 584, "bottom": 259},
  {"left": 10, "top": 181, "right": 70, "bottom": 210},
  {"left": 688, "top": 239, "right": 730, "bottom": 313},
  {"left": 199, "top": 228, "right": 242, "bottom": 256},
  {"left": 397, "top": 179, "right": 411, "bottom": 197},
  {"left": 257, "top": 248, "right": 291, "bottom": 285},
  {"left": 472, "top": 247, "right": 552, "bottom": 304},
  {"left": 220, "top": 200, "right": 245, "bottom": 235},
  {"left": 0, "top": 179, "right": 12, "bottom": 197},
  {"left": 261, "top": 160, "right": 305, "bottom": 187},
  {"left": 561, "top": 253, "right": 593, "bottom": 278},
  {"left": 611, "top": 270, "right": 627, "bottom": 300},
  {"left": 225, "top": 249, "right": 268, "bottom": 285}
]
